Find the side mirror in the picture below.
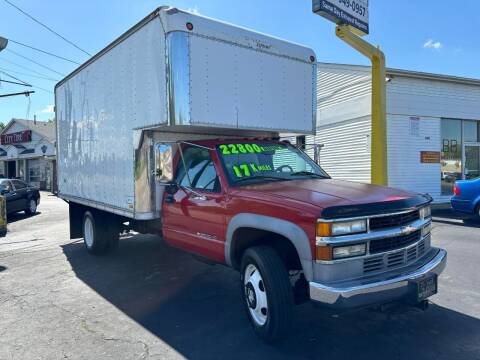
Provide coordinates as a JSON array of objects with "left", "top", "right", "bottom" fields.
[
  {"left": 165, "top": 182, "right": 179, "bottom": 195},
  {"left": 0, "top": 186, "right": 8, "bottom": 195},
  {"left": 155, "top": 143, "right": 174, "bottom": 183}
]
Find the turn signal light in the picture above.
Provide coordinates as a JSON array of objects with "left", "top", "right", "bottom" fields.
[
  {"left": 315, "top": 245, "right": 332, "bottom": 261},
  {"left": 316, "top": 222, "right": 331, "bottom": 237}
]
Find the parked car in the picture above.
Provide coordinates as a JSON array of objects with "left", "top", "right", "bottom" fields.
[
  {"left": 451, "top": 178, "right": 480, "bottom": 217},
  {"left": 0, "top": 179, "right": 40, "bottom": 216}
]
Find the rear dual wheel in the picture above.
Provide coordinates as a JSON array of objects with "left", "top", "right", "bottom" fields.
[
  {"left": 83, "top": 210, "right": 119, "bottom": 255},
  {"left": 240, "top": 246, "right": 294, "bottom": 343}
]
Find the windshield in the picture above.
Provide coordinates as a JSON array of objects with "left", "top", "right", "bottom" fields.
[{"left": 216, "top": 141, "right": 329, "bottom": 184}]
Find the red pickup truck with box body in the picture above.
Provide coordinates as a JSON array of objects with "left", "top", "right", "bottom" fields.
[{"left": 55, "top": 7, "right": 447, "bottom": 342}]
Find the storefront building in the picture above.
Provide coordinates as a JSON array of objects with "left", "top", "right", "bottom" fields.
[
  {"left": 0, "top": 119, "right": 56, "bottom": 192},
  {"left": 309, "top": 63, "right": 480, "bottom": 203}
]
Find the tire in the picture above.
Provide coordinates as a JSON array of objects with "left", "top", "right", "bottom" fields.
[
  {"left": 25, "top": 198, "right": 37, "bottom": 215},
  {"left": 83, "top": 210, "right": 119, "bottom": 255},
  {"left": 240, "top": 246, "right": 294, "bottom": 343}
]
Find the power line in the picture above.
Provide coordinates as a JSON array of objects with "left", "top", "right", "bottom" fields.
[
  {"left": 6, "top": 38, "right": 81, "bottom": 65},
  {"left": 0, "top": 69, "right": 30, "bottom": 86},
  {"left": 0, "top": 78, "right": 31, "bottom": 87},
  {"left": 0, "top": 69, "right": 53, "bottom": 94},
  {"left": 2, "top": 0, "right": 91, "bottom": 56},
  {"left": 0, "top": 66, "right": 58, "bottom": 82},
  {"left": 6, "top": 48, "right": 65, "bottom": 77},
  {"left": 31, "top": 84, "right": 53, "bottom": 94},
  {"left": 0, "top": 57, "right": 57, "bottom": 79}
]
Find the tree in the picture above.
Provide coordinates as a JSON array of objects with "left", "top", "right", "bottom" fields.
[{"left": 0, "top": 122, "right": 5, "bottom": 131}]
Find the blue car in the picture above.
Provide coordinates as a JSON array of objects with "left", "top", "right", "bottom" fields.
[{"left": 451, "top": 178, "right": 480, "bottom": 217}]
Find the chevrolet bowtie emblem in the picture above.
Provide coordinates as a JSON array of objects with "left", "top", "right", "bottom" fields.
[{"left": 401, "top": 225, "right": 416, "bottom": 234}]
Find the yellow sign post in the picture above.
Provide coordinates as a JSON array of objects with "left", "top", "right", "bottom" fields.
[
  {"left": 335, "top": 25, "right": 388, "bottom": 185},
  {"left": 312, "top": 0, "right": 388, "bottom": 186}
]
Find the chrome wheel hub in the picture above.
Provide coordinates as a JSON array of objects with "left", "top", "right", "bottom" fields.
[
  {"left": 244, "top": 264, "right": 268, "bottom": 326},
  {"left": 29, "top": 199, "right": 36, "bottom": 213}
]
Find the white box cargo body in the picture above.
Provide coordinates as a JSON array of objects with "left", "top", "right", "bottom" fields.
[{"left": 55, "top": 7, "right": 316, "bottom": 219}]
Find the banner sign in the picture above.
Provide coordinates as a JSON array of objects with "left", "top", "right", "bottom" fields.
[
  {"left": 313, "top": 0, "right": 369, "bottom": 35},
  {"left": 1, "top": 130, "right": 32, "bottom": 145}
]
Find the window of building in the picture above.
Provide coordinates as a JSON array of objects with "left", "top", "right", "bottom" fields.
[
  {"left": 176, "top": 146, "right": 220, "bottom": 192},
  {"left": 29, "top": 167, "right": 41, "bottom": 183},
  {"left": 441, "top": 119, "right": 480, "bottom": 194},
  {"left": 463, "top": 120, "right": 479, "bottom": 143},
  {"left": 441, "top": 119, "right": 462, "bottom": 195}
]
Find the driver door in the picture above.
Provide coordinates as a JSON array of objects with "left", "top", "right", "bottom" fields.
[{"left": 162, "top": 145, "right": 227, "bottom": 263}]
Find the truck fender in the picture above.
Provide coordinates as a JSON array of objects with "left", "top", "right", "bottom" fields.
[{"left": 225, "top": 213, "right": 313, "bottom": 282}]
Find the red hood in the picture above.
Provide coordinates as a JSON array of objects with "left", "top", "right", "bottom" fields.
[{"left": 234, "top": 178, "right": 417, "bottom": 211}]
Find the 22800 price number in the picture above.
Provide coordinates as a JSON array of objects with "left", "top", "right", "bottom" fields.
[{"left": 338, "top": 0, "right": 366, "bottom": 16}]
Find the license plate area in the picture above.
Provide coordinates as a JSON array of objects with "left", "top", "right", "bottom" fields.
[{"left": 410, "top": 275, "right": 438, "bottom": 302}]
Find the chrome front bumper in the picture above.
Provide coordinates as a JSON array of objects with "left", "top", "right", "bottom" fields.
[{"left": 309, "top": 248, "right": 447, "bottom": 308}]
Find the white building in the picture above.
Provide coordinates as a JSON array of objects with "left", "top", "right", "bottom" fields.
[
  {"left": 308, "top": 63, "right": 480, "bottom": 203},
  {"left": 0, "top": 119, "right": 56, "bottom": 191}
]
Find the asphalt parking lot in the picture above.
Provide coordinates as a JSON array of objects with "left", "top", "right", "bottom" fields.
[{"left": 0, "top": 193, "right": 479, "bottom": 360}]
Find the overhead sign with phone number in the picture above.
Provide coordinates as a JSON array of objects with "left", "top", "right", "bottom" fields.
[{"left": 313, "top": 0, "right": 369, "bottom": 35}]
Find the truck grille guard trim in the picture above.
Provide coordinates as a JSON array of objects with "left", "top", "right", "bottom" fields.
[{"left": 315, "top": 217, "right": 432, "bottom": 264}]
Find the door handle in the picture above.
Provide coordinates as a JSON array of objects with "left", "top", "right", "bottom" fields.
[{"left": 190, "top": 194, "right": 207, "bottom": 201}]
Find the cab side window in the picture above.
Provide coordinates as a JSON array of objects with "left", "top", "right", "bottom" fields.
[{"left": 176, "top": 147, "right": 220, "bottom": 192}]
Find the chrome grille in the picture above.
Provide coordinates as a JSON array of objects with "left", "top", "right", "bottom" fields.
[
  {"left": 363, "top": 255, "right": 384, "bottom": 273},
  {"left": 363, "top": 238, "right": 427, "bottom": 274},
  {"left": 369, "top": 230, "right": 421, "bottom": 254},
  {"left": 369, "top": 210, "right": 420, "bottom": 230},
  {"left": 387, "top": 250, "right": 405, "bottom": 268}
]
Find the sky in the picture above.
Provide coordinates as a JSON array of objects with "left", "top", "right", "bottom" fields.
[{"left": 0, "top": 0, "right": 479, "bottom": 124}]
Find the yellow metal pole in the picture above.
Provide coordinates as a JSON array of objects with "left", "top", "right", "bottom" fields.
[{"left": 335, "top": 25, "right": 388, "bottom": 186}]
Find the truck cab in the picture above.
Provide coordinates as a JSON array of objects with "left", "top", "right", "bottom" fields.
[{"left": 153, "top": 138, "right": 447, "bottom": 342}]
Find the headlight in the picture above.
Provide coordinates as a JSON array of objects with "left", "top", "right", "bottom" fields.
[
  {"left": 315, "top": 243, "right": 367, "bottom": 261},
  {"left": 420, "top": 206, "right": 431, "bottom": 219},
  {"left": 332, "top": 244, "right": 366, "bottom": 259},
  {"left": 317, "top": 219, "right": 367, "bottom": 237}
]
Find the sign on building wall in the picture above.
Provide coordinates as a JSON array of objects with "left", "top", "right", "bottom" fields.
[
  {"left": 312, "top": 0, "right": 369, "bottom": 35},
  {"left": 0, "top": 130, "right": 32, "bottom": 145},
  {"left": 409, "top": 117, "right": 420, "bottom": 137},
  {"left": 420, "top": 151, "right": 441, "bottom": 164}
]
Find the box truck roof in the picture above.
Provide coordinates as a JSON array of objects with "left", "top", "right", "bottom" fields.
[{"left": 56, "top": 7, "right": 316, "bottom": 89}]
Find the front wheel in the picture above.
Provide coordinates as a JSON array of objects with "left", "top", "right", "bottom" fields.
[
  {"left": 25, "top": 198, "right": 37, "bottom": 215},
  {"left": 240, "top": 246, "right": 294, "bottom": 343}
]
